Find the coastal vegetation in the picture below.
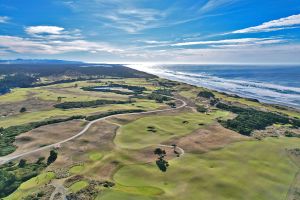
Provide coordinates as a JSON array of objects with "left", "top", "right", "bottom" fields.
[
  {"left": 54, "top": 99, "right": 132, "bottom": 109},
  {"left": 216, "top": 102, "right": 300, "bottom": 135},
  {"left": 0, "top": 150, "right": 57, "bottom": 198}
]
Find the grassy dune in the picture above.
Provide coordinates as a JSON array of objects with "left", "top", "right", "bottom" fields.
[
  {"left": 115, "top": 111, "right": 229, "bottom": 149},
  {"left": 112, "top": 137, "right": 299, "bottom": 200},
  {"left": 179, "top": 89, "right": 300, "bottom": 119}
]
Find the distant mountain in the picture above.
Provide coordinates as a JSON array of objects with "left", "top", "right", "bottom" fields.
[{"left": 0, "top": 59, "right": 84, "bottom": 64}]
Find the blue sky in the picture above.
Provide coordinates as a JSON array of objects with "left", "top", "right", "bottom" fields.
[{"left": 0, "top": 0, "right": 300, "bottom": 64}]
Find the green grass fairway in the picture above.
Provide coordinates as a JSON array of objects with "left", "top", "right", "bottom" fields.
[
  {"left": 69, "top": 165, "right": 85, "bottom": 174},
  {"left": 69, "top": 180, "right": 89, "bottom": 193},
  {"left": 97, "top": 190, "right": 154, "bottom": 200},
  {"left": 0, "top": 100, "right": 162, "bottom": 128},
  {"left": 115, "top": 111, "right": 229, "bottom": 149},
  {"left": 112, "top": 137, "right": 299, "bottom": 200},
  {"left": 88, "top": 152, "right": 103, "bottom": 161},
  {"left": 0, "top": 88, "right": 30, "bottom": 103},
  {"left": 4, "top": 172, "right": 56, "bottom": 200}
]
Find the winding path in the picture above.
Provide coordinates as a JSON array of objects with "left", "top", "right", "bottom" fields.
[
  {"left": 0, "top": 96, "right": 187, "bottom": 165},
  {"left": 49, "top": 182, "right": 67, "bottom": 200}
]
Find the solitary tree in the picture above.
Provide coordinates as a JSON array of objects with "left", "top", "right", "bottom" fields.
[
  {"left": 18, "top": 159, "right": 27, "bottom": 168},
  {"left": 19, "top": 107, "right": 27, "bottom": 113},
  {"left": 47, "top": 150, "right": 58, "bottom": 165},
  {"left": 154, "top": 148, "right": 166, "bottom": 157}
]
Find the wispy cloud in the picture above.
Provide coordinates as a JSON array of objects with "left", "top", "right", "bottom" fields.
[
  {"left": 99, "top": 8, "right": 166, "bottom": 33},
  {"left": 0, "top": 35, "right": 122, "bottom": 54},
  {"left": 0, "top": 16, "right": 10, "bottom": 23},
  {"left": 232, "top": 14, "right": 300, "bottom": 34},
  {"left": 25, "top": 26, "right": 65, "bottom": 35},
  {"left": 25, "top": 26, "right": 82, "bottom": 40},
  {"left": 171, "top": 37, "right": 285, "bottom": 47},
  {"left": 60, "top": 0, "right": 230, "bottom": 34},
  {"left": 200, "top": 0, "right": 239, "bottom": 13}
]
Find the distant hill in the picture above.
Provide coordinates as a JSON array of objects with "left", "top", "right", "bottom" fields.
[
  {"left": 0, "top": 63, "right": 156, "bottom": 79},
  {"left": 0, "top": 59, "right": 84, "bottom": 64}
]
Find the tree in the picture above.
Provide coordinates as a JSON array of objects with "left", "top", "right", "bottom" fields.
[
  {"left": 20, "top": 107, "right": 27, "bottom": 113},
  {"left": 198, "top": 91, "right": 215, "bottom": 99},
  {"left": 57, "top": 97, "right": 63, "bottom": 102},
  {"left": 47, "top": 150, "right": 58, "bottom": 165},
  {"left": 156, "top": 159, "right": 169, "bottom": 172},
  {"left": 0, "top": 127, "right": 3, "bottom": 133},
  {"left": 197, "top": 105, "right": 207, "bottom": 113},
  {"left": 154, "top": 148, "right": 166, "bottom": 157},
  {"left": 18, "top": 159, "right": 27, "bottom": 168}
]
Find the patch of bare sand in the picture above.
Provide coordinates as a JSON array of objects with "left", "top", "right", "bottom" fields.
[
  {"left": 12, "top": 120, "right": 86, "bottom": 156},
  {"left": 0, "top": 93, "right": 55, "bottom": 117},
  {"left": 53, "top": 120, "right": 119, "bottom": 168},
  {"left": 166, "top": 124, "right": 248, "bottom": 154}
]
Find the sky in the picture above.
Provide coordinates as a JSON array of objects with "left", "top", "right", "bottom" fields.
[{"left": 0, "top": 0, "right": 300, "bottom": 64}]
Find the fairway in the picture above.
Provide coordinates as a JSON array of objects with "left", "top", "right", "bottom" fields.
[
  {"left": 112, "top": 137, "right": 300, "bottom": 200},
  {"left": 115, "top": 111, "right": 229, "bottom": 149},
  {"left": 4, "top": 172, "right": 56, "bottom": 200},
  {"left": 0, "top": 100, "right": 163, "bottom": 128}
]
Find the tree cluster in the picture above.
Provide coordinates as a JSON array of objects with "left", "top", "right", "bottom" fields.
[
  {"left": 217, "top": 102, "right": 300, "bottom": 136},
  {"left": 0, "top": 149, "right": 58, "bottom": 198},
  {"left": 154, "top": 148, "right": 169, "bottom": 172},
  {"left": 54, "top": 99, "right": 131, "bottom": 109},
  {"left": 198, "top": 91, "right": 215, "bottom": 99}
]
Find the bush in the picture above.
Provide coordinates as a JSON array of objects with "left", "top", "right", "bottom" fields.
[
  {"left": 18, "top": 159, "right": 27, "bottom": 168},
  {"left": 19, "top": 107, "right": 27, "bottom": 113},
  {"left": 153, "top": 89, "right": 173, "bottom": 96},
  {"left": 197, "top": 105, "right": 207, "bottom": 113},
  {"left": 147, "top": 93, "right": 171, "bottom": 103},
  {"left": 47, "top": 150, "right": 58, "bottom": 165},
  {"left": 198, "top": 91, "right": 215, "bottom": 99}
]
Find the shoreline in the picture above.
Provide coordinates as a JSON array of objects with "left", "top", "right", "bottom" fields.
[{"left": 126, "top": 65, "right": 300, "bottom": 112}]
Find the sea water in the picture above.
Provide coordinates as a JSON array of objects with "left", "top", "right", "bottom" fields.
[{"left": 128, "top": 64, "right": 300, "bottom": 109}]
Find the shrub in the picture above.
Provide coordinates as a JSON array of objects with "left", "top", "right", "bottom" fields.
[
  {"left": 198, "top": 91, "right": 215, "bottom": 99},
  {"left": 197, "top": 105, "right": 207, "bottom": 113},
  {"left": 19, "top": 107, "right": 27, "bottom": 113},
  {"left": 47, "top": 150, "right": 58, "bottom": 165}
]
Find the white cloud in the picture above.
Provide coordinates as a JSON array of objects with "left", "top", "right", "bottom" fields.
[
  {"left": 0, "top": 35, "right": 122, "bottom": 54},
  {"left": 99, "top": 8, "right": 166, "bottom": 33},
  {"left": 25, "top": 26, "right": 65, "bottom": 35},
  {"left": 171, "top": 38, "right": 284, "bottom": 47},
  {"left": 200, "top": 0, "right": 238, "bottom": 12},
  {"left": 0, "top": 16, "right": 9, "bottom": 23},
  {"left": 232, "top": 14, "right": 300, "bottom": 34}
]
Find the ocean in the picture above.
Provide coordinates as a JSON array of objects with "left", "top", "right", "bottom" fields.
[{"left": 127, "top": 64, "right": 300, "bottom": 109}]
